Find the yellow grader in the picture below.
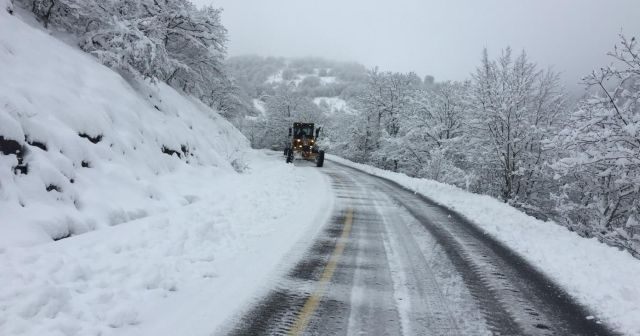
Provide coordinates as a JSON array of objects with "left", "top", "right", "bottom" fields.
[{"left": 284, "top": 122, "right": 325, "bottom": 167}]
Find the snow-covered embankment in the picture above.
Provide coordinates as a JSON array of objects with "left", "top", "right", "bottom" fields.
[{"left": 0, "top": 1, "right": 247, "bottom": 247}]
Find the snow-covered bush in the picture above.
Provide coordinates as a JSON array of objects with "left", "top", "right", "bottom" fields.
[
  {"left": 469, "top": 48, "right": 567, "bottom": 207},
  {"left": 553, "top": 35, "right": 640, "bottom": 256},
  {"left": 80, "top": 20, "right": 173, "bottom": 79}
]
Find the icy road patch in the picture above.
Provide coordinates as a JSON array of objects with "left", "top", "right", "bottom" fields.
[{"left": 0, "top": 152, "right": 333, "bottom": 336}]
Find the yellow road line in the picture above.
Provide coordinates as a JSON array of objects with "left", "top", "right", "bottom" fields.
[{"left": 287, "top": 208, "right": 354, "bottom": 336}]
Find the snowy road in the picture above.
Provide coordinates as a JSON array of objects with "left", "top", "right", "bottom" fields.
[{"left": 223, "top": 159, "right": 619, "bottom": 336}]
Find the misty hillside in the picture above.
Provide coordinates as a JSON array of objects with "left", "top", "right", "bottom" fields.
[
  {"left": 226, "top": 56, "right": 369, "bottom": 121},
  {"left": 227, "top": 56, "right": 367, "bottom": 99}
]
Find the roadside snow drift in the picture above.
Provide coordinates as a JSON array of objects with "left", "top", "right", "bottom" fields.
[
  {"left": 0, "top": 153, "right": 334, "bottom": 336},
  {"left": 328, "top": 154, "right": 640, "bottom": 335},
  {"left": 0, "top": 5, "right": 248, "bottom": 248}
]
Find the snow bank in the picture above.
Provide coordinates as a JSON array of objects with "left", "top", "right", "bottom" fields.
[
  {"left": 0, "top": 152, "right": 334, "bottom": 336},
  {"left": 0, "top": 7, "right": 248, "bottom": 248},
  {"left": 328, "top": 154, "right": 640, "bottom": 335}
]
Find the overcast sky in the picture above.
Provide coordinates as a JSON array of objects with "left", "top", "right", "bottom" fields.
[{"left": 193, "top": 0, "right": 640, "bottom": 90}]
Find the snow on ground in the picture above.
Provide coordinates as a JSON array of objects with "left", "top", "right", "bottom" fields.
[
  {"left": 0, "top": 151, "right": 334, "bottom": 336},
  {"left": 252, "top": 98, "right": 267, "bottom": 116},
  {"left": 0, "top": 6, "right": 247, "bottom": 248},
  {"left": 327, "top": 155, "right": 640, "bottom": 335},
  {"left": 313, "top": 97, "right": 355, "bottom": 115},
  {"left": 319, "top": 76, "right": 337, "bottom": 84},
  {"left": 265, "top": 70, "right": 283, "bottom": 84},
  {"left": 265, "top": 69, "right": 335, "bottom": 87}
]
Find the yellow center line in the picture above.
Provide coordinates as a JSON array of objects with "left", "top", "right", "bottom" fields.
[{"left": 287, "top": 208, "right": 354, "bottom": 336}]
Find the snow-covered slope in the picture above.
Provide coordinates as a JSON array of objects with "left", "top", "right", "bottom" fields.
[
  {"left": 0, "top": 4, "right": 248, "bottom": 248},
  {"left": 328, "top": 154, "right": 640, "bottom": 335},
  {"left": 313, "top": 97, "right": 356, "bottom": 115}
]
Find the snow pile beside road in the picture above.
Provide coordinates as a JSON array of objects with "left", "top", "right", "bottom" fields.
[
  {"left": 328, "top": 154, "right": 640, "bottom": 335},
  {"left": 0, "top": 8, "right": 248, "bottom": 248},
  {"left": 0, "top": 152, "right": 333, "bottom": 336}
]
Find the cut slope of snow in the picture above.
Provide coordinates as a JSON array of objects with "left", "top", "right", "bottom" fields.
[
  {"left": 0, "top": 151, "right": 334, "bottom": 336},
  {"left": 327, "top": 154, "right": 640, "bottom": 336},
  {"left": 0, "top": 7, "right": 248, "bottom": 248}
]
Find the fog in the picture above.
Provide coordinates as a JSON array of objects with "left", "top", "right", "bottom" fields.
[{"left": 194, "top": 0, "right": 640, "bottom": 90}]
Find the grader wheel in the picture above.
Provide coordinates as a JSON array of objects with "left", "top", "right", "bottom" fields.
[{"left": 315, "top": 150, "right": 325, "bottom": 167}]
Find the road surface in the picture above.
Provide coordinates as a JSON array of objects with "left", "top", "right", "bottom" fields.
[{"left": 222, "top": 159, "right": 618, "bottom": 336}]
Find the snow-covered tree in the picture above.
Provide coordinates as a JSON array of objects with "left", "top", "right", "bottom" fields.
[
  {"left": 203, "top": 75, "right": 253, "bottom": 125},
  {"left": 17, "top": 0, "right": 240, "bottom": 121},
  {"left": 259, "top": 84, "right": 324, "bottom": 149},
  {"left": 399, "top": 81, "right": 471, "bottom": 185},
  {"left": 554, "top": 35, "right": 640, "bottom": 255},
  {"left": 352, "top": 69, "right": 421, "bottom": 168},
  {"left": 469, "top": 48, "right": 566, "bottom": 210}
]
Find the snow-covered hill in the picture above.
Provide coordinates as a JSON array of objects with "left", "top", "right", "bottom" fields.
[
  {"left": 0, "top": 3, "right": 248, "bottom": 248},
  {"left": 226, "top": 55, "right": 366, "bottom": 115}
]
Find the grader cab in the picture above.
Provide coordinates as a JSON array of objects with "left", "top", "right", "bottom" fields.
[{"left": 284, "top": 122, "right": 325, "bottom": 167}]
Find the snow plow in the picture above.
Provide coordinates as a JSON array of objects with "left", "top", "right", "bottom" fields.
[{"left": 284, "top": 122, "right": 325, "bottom": 167}]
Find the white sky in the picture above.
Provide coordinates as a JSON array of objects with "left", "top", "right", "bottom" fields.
[{"left": 193, "top": 0, "right": 640, "bottom": 90}]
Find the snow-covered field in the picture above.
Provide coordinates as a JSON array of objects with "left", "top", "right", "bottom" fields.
[{"left": 328, "top": 154, "right": 640, "bottom": 335}]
